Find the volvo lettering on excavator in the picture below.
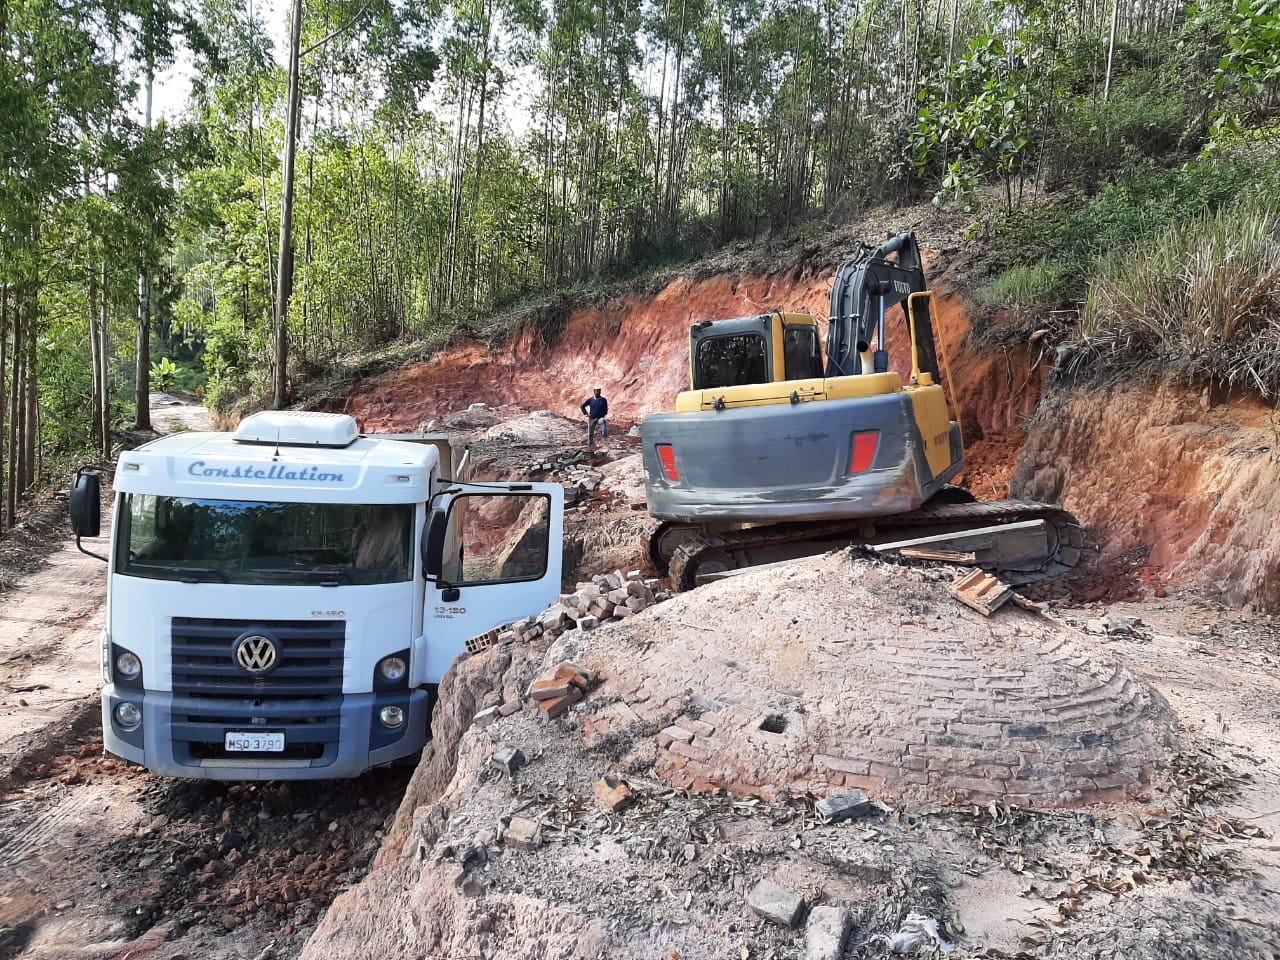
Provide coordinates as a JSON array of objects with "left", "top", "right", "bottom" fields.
[{"left": 640, "top": 232, "right": 1083, "bottom": 589}]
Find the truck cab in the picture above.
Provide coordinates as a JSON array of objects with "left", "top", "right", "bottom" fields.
[{"left": 71, "top": 411, "right": 563, "bottom": 779}]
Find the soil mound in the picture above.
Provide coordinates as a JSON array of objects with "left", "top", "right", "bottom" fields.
[{"left": 301, "top": 552, "right": 1183, "bottom": 960}]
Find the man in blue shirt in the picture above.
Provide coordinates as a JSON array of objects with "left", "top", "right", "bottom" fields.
[{"left": 580, "top": 387, "right": 608, "bottom": 448}]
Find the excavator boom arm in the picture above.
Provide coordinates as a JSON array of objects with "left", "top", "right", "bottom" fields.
[{"left": 826, "top": 232, "right": 927, "bottom": 378}]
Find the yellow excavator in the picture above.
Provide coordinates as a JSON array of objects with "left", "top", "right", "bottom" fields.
[{"left": 640, "top": 232, "right": 1083, "bottom": 589}]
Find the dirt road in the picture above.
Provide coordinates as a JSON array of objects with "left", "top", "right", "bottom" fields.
[{"left": 0, "top": 397, "right": 411, "bottom": 960}]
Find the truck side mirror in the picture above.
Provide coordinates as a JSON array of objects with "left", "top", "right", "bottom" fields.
[
  {"left": 422, "top": 510, "right": 447, "bottom": 580},
  {"left": 71, "top": 471, "right": 101, "bottom": 538}
]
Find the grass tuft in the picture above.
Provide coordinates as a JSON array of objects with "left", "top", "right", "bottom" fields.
[{"left": 1069, "top": 195, "right": 1280, "bottom": 395}]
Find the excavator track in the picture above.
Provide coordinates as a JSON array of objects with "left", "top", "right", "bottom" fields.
[{"left": 664, "top": 499, "right": 1084, "bottom": 591}]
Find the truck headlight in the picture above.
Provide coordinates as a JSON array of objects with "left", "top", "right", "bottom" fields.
[
  {"left": 115, "top": 651, "right": 142, "bottom": 680},
  {"left": 378, "top": 705, "right": 405, "bottom": 729},
  {"left": 114, "top": 701, "right": 142, "bottom": 730},
  {"left": 378, "top": 656, "right": 407, "bottom": 682}
]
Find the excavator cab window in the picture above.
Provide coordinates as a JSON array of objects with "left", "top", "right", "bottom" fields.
[
  {"left": 782, "top": 326, "right": 823, "bottom": 380},
  {"left": 694, "top": 333, "right": 769, "bottom": 389}
]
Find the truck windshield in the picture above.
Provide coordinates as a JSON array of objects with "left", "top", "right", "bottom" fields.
[{"left": 116, "top": 495, "right": 413, "bottom": 586}]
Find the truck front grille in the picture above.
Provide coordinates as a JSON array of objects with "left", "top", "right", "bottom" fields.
[
  {"left": 168, "top": 617, "right": 347, "bottom": 764},
  {"left": 170, "top": 617, "right": 345, "bottom": 700}
]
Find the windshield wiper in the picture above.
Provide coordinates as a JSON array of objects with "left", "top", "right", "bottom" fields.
[
  {"left": 169, "top": 566, "right": 231, "bottom": 583},
  {"left": 246, "top": 568, "right": 353, "bottom": 586}
]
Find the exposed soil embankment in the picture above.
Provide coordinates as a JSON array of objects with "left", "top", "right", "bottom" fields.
[
  {"left": 1012, "top": 382, "right": 1280, "bottom": 610},
  {"left": 339, "top": 247, "right": 1277, "bottom": 610}
]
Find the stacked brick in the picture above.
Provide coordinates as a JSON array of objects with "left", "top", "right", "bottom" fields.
[
  {"left": 526, "top": 661, "right": 596, "bottom": 719},
  {"left": 472, "top": 570, "right": 665, "bottom": 654},
  {"left": 464, "top": 571, "right": 663, "bottom": 655}
]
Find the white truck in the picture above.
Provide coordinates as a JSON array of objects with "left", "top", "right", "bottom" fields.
[{"left": 69, "top": 410, "right": 563, "bottom": 779}]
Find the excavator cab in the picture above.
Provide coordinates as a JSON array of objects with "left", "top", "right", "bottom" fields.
[{"left": 689, "top": 313, "right": 823, "bottom": 390}]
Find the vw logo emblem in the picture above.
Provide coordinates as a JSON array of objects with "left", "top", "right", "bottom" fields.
[{"left": 235, "top": 635, "right": 279, "bottom": 674}]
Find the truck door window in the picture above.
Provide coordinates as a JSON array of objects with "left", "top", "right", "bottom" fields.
[
  {"left": 444, "top": 493, "right": 550, "bottom": 585},
  {"left": 117, "top": 495, "right": 413, "bottom": 585},
  {"left": 783, "top": 326, "right": 823, "bottom": 380},
  {"left": 694, "top": 333, "right": 769, "bottom": 389}
]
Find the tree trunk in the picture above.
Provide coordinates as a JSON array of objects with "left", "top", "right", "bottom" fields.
[
  {"left": 133, "top": 61, "right": 154, "bottom": 431},
  {"left": 273, "top": 0, "right": 304, "bottom": 409}
]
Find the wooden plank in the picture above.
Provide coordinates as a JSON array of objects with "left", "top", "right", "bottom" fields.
[
  {"left": 950, "top": 568, "right": 1013, "bottom": 616},
  {"left": 899, "top": 547, "right": 979, "bottom": 564}
]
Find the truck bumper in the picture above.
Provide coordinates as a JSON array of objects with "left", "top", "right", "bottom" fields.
[{"left": 102, "top": 684, "right": 431, "bottom": 780}]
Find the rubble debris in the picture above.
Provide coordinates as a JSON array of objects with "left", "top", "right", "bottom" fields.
[
  {"left": 887, "top": 912, "right": 953, "bottom": 955},
  {"left": 747, "top": 878, "right": 806, "bottom": 928},
  {"left": 591, "top": 775, "right": 634, "bottom": 812},
  {"left": 502, "top": 816, "right": 542, "bottom": 850},
  {"left": 804, "top": 905, "right": 852, "bottom": 960},
  {"left": 815, "top": 789, "right": 871, "bottom": 823},
  {"left": 489, "top": 745, "right": 526, "bottom": 775},
  {"left": 949, "top": 569, "right": 1013, "bottom": 616}
]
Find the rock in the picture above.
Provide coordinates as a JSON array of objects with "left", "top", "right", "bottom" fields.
[
  {"left": 804, "top": 905, "right": 852, "bottom": 960},
  {"left": 473, "top": 706, "right": 501, "bottom": 728},
  {"left": 815, "top": 790, "right": 871, "bottom": 823},
  {"left": 628, "top": 425, "right": 641, "bottom": 437},
  {"left": 503, "top": 816, "right": 542, "bottom": 850},
  {"left": 490, "top": 744, "right": 526, "bottom": 775},
  {"left": 746, "top": 878, "right": 806, "bottom": 928}
]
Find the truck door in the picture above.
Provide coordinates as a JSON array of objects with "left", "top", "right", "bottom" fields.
[{"left": 419, "top": 482, "right": 564, "bottom": 684}]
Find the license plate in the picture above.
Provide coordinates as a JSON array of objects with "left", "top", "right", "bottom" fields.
[{"left": 224, "top": 731, "right": 285, "bottom": 752}]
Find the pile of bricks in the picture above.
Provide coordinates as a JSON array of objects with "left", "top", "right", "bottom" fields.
[
  {"left": 466, "top": 571, "right": 668, "bottom": 657},
  {"left": 534, "top": 570, "right": 665, "bottom": 637},
  {"left": 526, "top": 661, "right": 596, "bottom": 719}
]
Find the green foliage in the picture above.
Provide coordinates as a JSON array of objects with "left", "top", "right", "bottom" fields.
[
  {"left": 1042, "top": 71, "right": 1207, "bottom": 189},
  {"left": 150, "top": 357, "right": 180, "bottom": 390},
  {"left": 1195, "top": 0, "right": 1280, "bottom": 148},
  {"left": 989, "top": 160, "right": 1266, "bottom": 303},
  {"left": 1072, "top": 193, "right": 1280, "bottom": 395}
]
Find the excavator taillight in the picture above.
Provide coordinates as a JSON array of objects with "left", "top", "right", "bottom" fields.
[
  {"left": 849, "top": 431, "right": 878, "bottom": 474},
  {"left": 657, "top": 444, "right": 680, "bottom": 482}
]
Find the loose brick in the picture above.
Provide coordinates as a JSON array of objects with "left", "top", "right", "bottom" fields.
[
  {"left": 553, "top": 662, "right": 595, "bottom": 689},
  {"left": 607, "top": 588, "right": 630, "bottom": 605},
  {"left": 528, "top": 678, "right": 573, "bottom": 701},
  {"left": 504, "top": 816, "right": 542, "bottom": 849},
  {"left": 538, "top": 686, "right": 583, "bottom": 718},
  {"left": 489, "top": 745, "right": 525, "bottom": 775},
  {"left": 747, "top": 879, "right": 806, "bottom": 928},
  {"left": 684, "top": 718, "right": 716, "bottom": 737},
  {"left": 657, "top": 725, "right": 695, "bottom": 747},
  {"left": 578, "top": 616, "right": 600, "bottom": 630},
  {"left": 804, "top": 905, "right": 851, "bottom": 960},
  {"left": 497, "top": 701, "right": 521, "bottom": 717},
  {"left": 592, "top": 775, "right": 634, "bottom": 812}
]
